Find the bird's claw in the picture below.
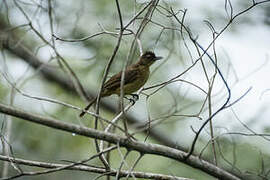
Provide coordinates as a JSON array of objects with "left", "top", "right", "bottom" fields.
[
  {"left": 130, "top": 94, "right": 139, "bottom": 101},
  {"left": 124, "top": 94, "right": 139, "bottom": 105},
  {"left": 128, "top": 98, "right": 136, "bottom": 105}
]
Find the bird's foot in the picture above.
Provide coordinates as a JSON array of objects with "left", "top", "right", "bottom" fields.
[
  {"left": 130, "top": 94, "right": 139, "bottom": 101},
  {"left": 125, "top": 97, "right": 135, "bottom": 105},
  {"left": 124, "top": 94, "right": 139, "bottom": 105}
]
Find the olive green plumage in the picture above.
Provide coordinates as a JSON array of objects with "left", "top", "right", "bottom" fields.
[{"left": 79, "top": 51, "right": 162, "bottom": 117}]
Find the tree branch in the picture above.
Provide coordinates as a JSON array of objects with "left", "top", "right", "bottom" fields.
[
  {"left": 0, "top": 103, "right": 242, "bottom": 180},
  {"left": 0, "top": 155, "right": 190, "bottom": 180}
]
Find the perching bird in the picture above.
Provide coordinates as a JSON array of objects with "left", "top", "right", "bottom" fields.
[{"left": 79, "top": 51, "right": 162, "bottom": 117}]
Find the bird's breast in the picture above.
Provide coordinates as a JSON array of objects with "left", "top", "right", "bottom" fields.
[{"left": 121, "top": 66, "right": 150, "bottom": 94}]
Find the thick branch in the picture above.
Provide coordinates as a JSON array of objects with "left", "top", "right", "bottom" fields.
[{"left": 0, "top": 103, "right": 242, "bottom": 180}]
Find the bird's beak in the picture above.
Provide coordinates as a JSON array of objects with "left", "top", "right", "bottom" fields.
[{"left": 154, "top": 56, "right": 163, "bottom": 60}]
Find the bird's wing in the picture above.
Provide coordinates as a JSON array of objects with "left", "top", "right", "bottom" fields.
[{"left": 103, "top": 68, "right": 138, "bottom": 91}]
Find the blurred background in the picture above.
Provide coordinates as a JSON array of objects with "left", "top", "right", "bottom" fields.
[{"left": 0, "top": 0, "right": 270, "bottom": 179}]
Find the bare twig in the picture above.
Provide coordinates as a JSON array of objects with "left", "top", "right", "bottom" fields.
[{"left": 0, "top": 154, "right": 189, "bottom": 180}]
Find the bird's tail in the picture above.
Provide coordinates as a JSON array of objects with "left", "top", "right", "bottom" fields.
[{"left": 79, "top": 97, "right": 97, "bottom": 117}]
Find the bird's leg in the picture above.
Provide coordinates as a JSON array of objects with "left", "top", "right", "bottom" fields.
[
  {"left": 124, "top": 96, "right": 136, "bottom": 105},
  {"left": 130, "top": 93, "right": 139, "bottom": 101},
  {"left": 124, "top": 94, "right": 139, "bottom": 105}
]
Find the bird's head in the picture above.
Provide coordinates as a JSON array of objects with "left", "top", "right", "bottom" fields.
[{"left": 138, "top": 51, "right": 162, "bottom": 66}]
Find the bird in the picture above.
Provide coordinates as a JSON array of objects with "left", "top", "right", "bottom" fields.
[{"left": 79, "top": 51, "right": 162, "bottom": 117}]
